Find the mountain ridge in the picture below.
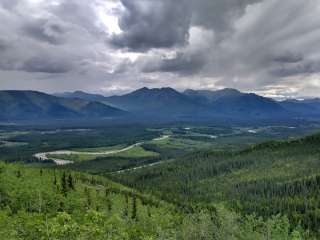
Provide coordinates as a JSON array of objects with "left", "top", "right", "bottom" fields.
[
  {"left": 0, "top": 90, "right": 126, "bottom": 120},
  {"left": 2, "top": 88, "right": 320, "bottom": 121}
]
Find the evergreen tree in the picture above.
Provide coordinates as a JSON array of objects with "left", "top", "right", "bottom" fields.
[
  {"left": 105, "top": 189, "right": 112, "bottom": 212},
  {"left": 68, "top": 174, "right": 75, "bottom": 190},
  {"left": 132, "top": 197, "right": 137, "bottom": 220},
  {"left": 124, "top": 195, "right": 129, "bottom": 217},
  {"left": 61, "top": 172, "right": 68, "bottom": 196}
]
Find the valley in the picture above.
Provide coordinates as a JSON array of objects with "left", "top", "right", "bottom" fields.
[{"left": 1, "top": 116, "right": 320, "bottom": 239}]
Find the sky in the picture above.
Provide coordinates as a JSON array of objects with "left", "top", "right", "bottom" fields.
[{"left": 1, "top": 0, "right": 320, "bottom": 98}]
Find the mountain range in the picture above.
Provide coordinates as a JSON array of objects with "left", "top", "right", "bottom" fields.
[
  {"left": 0, "top": 90, "right": 126, "bottom": 120},
  {"left": 1, "top": 87, "right": 320, "bottom": 121}
]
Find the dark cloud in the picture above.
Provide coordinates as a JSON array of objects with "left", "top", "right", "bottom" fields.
[
  {"left": 49, "top": 0, "right": 102, "bottom": 36},
  {"left": 190, "top": 0, "right": 262, "bottom": 37},
  {"left": 21, "top": 56, "right": 73, "bottom": 73},
  {"left": 22, "top": 18, "right": 67, "bottom": 45},
  {"left": 110, "top": 0, "right": 191, "bottom": 51},
  {"left": 0, "top": 53, "right": 73, "bottom": 74},
  {"left": 142, "top": 52, "right": 206, "bottom": 75},
  {"left": 0, "top": 38, "right": 10, "bottom": 51},
  {"left": 0, "top": 0, "right": 19, "bottom": 10},
  {"left": 272, "top": 52, "right": 303, "bottom": 63},
  {"left": 270, "top": 61, "right": 320, "bottom": 77},
  {"left": 110, "top": 0, "right": 263, "bottom": 51}
]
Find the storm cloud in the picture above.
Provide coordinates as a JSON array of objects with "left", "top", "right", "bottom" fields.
[
  {"left": 1, "top": 0, "right": 320, "bottom": 98},
  {"left": 110, "top": 0, "right": 191, "bottom": 51}
]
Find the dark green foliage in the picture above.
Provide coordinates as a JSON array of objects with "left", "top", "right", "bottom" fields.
[
  {"left": 0, "top": 125, "right": 159, "bottom": 163},
  {"left": 0, "top": 162, "right": 309, "bottom": 239},
  {"left": 16, "top": 170, "right": 22, "bottom": 178},
  {"left": 68, "top": 173, "right": 75, "bottom": 190},
  {"left": 124, "top": 195, "right": 129, "bottom": 217},
  {"left": 69, "top": 155, "right": 161, "bottom": 174},
  {"left": 132, "top": 196, "right": 137, "bottom": 220},
  {"left": 115, "top": 133, "right": 320, "bottom": 236},
  {"left": 61, "top": 172, "right": 68, "bottom": 196}
]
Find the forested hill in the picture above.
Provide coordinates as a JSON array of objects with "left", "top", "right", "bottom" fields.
[
  {"left": 0, "top": 162, "right": 310, "bottom": 239},
  {"left": 114, "top": 132, "right": 320, "bottom": 236}
]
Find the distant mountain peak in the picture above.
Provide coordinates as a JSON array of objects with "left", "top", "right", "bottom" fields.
[
  {"left": 73, "top": 90, "right": 87, "bottom": 94},
  {"left": 129, "top": 87, "right": 180, "bottom": 96},
  {"left": 216, "top": 88, "right": 242, "bottom": 94},
  {"left": 136, "top": 87, "right": 149, "bottom": 91},
  {"left": 135, "top": 87, "right": 176, "bottom": 92}
]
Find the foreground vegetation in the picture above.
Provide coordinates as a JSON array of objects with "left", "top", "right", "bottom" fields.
[
  {"left": 0, "top": 162, "right": 311, "bottom": 239},
  {"left": 1, "top": 122, "right": 320, "bottom": 239}
]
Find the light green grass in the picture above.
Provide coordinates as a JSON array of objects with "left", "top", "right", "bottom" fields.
[
  {"left": 47, "top": 146, "right": 159, "bottom": 162},
  {"left": 71, "top": 144, "right": 127, "bottom": 153},
  {"left": 111, "top": 146, "right": 159, "bottom": 158}
]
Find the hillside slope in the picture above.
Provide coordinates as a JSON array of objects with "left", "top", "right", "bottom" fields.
[
  {"left": 0, "top": 162, "right": 306, "bottom": 239},
  {"left": 114, "top": 133, "right": 320, "bottom": 235}
]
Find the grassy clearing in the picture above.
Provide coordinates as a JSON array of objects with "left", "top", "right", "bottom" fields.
[
  {"left": 71, "top": 144, "right": 127, "bottom": 152},
  {"left": 110, "top": 146, "right": 159, "bottom": 158},
  {"left": 47, "top": 153, "right": 97, "bottom": 162},
  {"left": 47, "top": 146, "right": 159, "bottom": 162}
]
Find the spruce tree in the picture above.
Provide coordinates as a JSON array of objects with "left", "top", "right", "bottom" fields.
[
  {"left": 124, "top": 195, "right": 129, "bottom": 217},
  {"left": 68, "top": 173, "right": 75, "bottom": 190},
  {"left": 132, "top": 197, "right": 137, "bottom": 221},
  {"left": 61, "top": 172, "right": 68, "bottom": 196}
]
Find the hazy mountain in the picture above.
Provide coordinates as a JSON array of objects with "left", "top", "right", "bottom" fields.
[
  {"left": 184, "top": 88, "right": 243, "bottom": 104},
  {"left": 280, "top": 98, "right": 320, "bottom": 117},
  {"left": 104, "top": 87, "right": 207, "bottom": 117},
  {"left": 184, "top": 89, "right": 289, "bottom": 119},
  {"left": 0, "top": 90, "right": 126, "bottom": 120},
  {"left": 55, "top": 91, "right": 107, "bottom": 102}
]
